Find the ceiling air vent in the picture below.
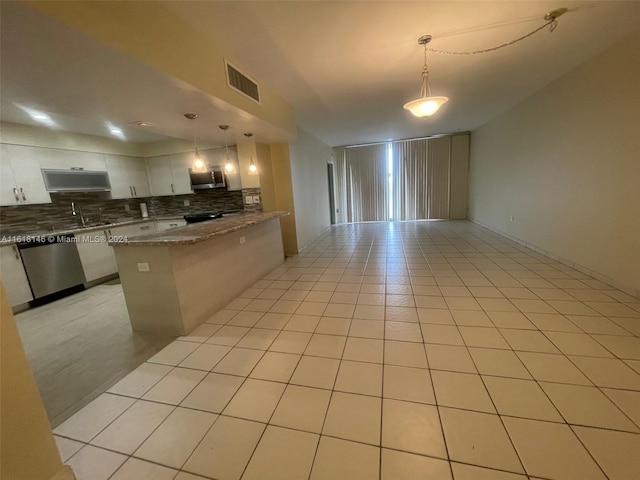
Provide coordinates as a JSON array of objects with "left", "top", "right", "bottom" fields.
[{"left": 225, "top": 60, "right": 261, "bottom": 104}]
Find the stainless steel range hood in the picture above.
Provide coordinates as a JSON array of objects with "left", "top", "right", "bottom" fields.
[{"left": 42, "top": 169, "right": 111, "bottom": 192}]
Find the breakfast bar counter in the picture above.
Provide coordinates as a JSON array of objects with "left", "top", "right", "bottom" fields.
[
  {"left": 110, "top": 211, "right": 288, "bottom": 335},
  {"left": 108, "top": 211, "right": 287, "bottom": 247}
]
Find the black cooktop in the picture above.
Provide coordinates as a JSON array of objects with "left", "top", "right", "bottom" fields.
[{"left": 183, "top": 212, "right": 224, "bottom": 224}]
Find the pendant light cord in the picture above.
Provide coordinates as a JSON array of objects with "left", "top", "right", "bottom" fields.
[
  {"left": 192, "top": 127, "right": 199, "bottom": 157},
  {"left": 426, "top": 15, "right": 561, "bottom": 56},
  {"left": 420, "top": 44, "right": 431, "bottom": 97}
]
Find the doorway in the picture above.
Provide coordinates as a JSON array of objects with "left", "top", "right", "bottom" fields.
[{"left": 327, "top": 162, "right": 336, "bottom": 224}]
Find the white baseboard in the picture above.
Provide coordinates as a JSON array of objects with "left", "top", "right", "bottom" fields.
[{"left": 468, "top": 217, "right": 640, "bottom": 300}]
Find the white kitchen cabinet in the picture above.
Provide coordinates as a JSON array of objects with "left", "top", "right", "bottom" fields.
[
  {"left": 0, "top": 152, "right": 18, "bottom": 205},
  {"left": 76, "top": 231, "right": 118, "bottom": 282},
  {"left": 155, "top": 219, "right": 186, "bottom": 232},
  {"left": 0, "top": 244, "right": 34, "bottom": 307},
  {"left": 76, "top": 221, "right": 157, "bottom": 282},
  {"left": 105, "top": 154, "right": 151, "bottom": 199},
  {"left": 146, "top": 157, "right": 174, "bottom": 196},
  {"left": 0, "top": 144, "right": 52, "bottom": 205},
  {"left": 107, "top": 222, "right": 156, "bottom": 239},
  {"left": 146, "top": 153, "right": 193, "bottom": 196},
  {"left": 32, "top": 145, "right": 107, "bottom": 171},
  {"left": 170, "top": 153, "right": 194, "bottom": 195}
]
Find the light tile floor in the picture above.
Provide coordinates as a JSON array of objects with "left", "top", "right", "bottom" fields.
[{"left": 54, "top": 221, "right": 640, "bottom": 480}]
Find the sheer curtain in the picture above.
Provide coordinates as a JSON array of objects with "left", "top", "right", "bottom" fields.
[
  {"left": 391, "top": 139, "right": 428, "bottom": 220},
  {"left": 344, "top": 144, "right": 389, "bottom": 222}
]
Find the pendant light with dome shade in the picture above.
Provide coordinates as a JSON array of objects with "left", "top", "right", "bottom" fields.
[
  {"left": 403, "top": 35, "right": 449, "bottom": 118},
  {"left": 244, "top": 133, "right": 258, "bottom": 174},
  {"left": 403, "top": 8, "right": 568, "bottom": 118},
  {"left": 219, "top": 125, "right": 236, "bottom": 174},
  {"left": 184, "top": 113, "right": 206, "bottom": 172}
]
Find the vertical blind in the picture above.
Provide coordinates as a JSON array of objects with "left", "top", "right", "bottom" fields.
[
  {"left": 344, "top": 143, "right": 389, "bottom": 222},
  {"left": 332, "top": 133, "right": 469, "bottom": 223},
  {"left": 391, "top": 139, "right": 428, "bottom": 220}
]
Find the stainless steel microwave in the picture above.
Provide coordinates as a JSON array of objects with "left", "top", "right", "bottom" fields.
[{"left": 189, "top": 165, "right": 226, "bottom": 190}]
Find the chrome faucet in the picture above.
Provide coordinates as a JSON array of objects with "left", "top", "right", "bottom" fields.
[{"left": 71, "top": 202, "right": 87, "bottom": 227}]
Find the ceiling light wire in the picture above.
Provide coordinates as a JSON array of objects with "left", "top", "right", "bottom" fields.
[
  {"left": 184, "top": 113, "right": 205, "bottom": 171},
  {"left": 219, "top": 125, "right": 236, "bottom": 174},
  {"left": 425, "top": 8, "right": 566, "bottom": 56}
]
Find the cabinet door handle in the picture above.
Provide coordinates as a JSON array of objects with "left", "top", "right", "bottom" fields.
[
  {"left": 13, "top": 188, "right": 19, "bottom": 202},
  {"left": 13, "top": 245, "right": 20, "bottom": 259},
  {"left": 171, "top": 183, "right": 175, "bottom": 194},
  {"left": 133, "top": 186, "right": 137, "bottom": 196},
  {"left": 20, "top": 187, "right": 26, "bottom": 201},
  {"left": 140, "top": 226, "right": 150, "bottom": 230}
]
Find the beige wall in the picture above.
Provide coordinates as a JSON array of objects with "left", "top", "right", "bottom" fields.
[
  {"left": 257, "top": 143, "right": 276, "bottom": 211},
  {"left": 27, "top": 1, "right": 296, "bottom": 137},
  {"left": 288, "top": 127, "right": 332, "bottom": 251},
  {"left": 268, "top": 143, "right": 298, "bottom": 255},
  {"left": 0, "top": 285, "right": 75, "bottom": 480},
  {"left": 469, "top": 28, "right": 640, "bottom": 296},
  {"left": 236, "top": 141, "right": 261, "bottom": 189}
]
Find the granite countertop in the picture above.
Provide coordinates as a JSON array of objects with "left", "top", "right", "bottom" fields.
[
  {"left": 109, "top": 211, "right": 288, "bottom": 246},
  {"left": 0, "top": 215, "right": 186, "bottom": 246}
]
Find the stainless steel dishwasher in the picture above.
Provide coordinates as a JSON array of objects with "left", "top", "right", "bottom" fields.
[{"left": 17, "top": 234, "right": 86, "bottom": 300}]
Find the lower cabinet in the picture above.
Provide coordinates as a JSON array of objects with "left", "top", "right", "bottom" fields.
[
  {"left": 0, "top": 244, "right": 34, "bottom": 307},
  {"left": 77, "top": 222, "right": 156, "bottom": 283},
  {"left": 156, "top": 219, "right": 187, "bottom": 232},
  {"left": 107, "top": 222, "right": 156, "bottom": 239},
  {"left": 76, "top": 231, "right": 118, "bottom": 283}
]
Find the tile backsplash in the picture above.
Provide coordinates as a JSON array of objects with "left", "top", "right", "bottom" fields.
[{"left": 0, "top": 188, "right": 261, "bottom": 235}]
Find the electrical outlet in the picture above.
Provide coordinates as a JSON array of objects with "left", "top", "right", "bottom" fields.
[
  {"left": 137, "top": 262, "right": 150, "bottom": 272},
  {"left": 239, "top": 236, "right": 246, "bottom": 244},
  {"left": 124, "top": 204, "right": 130, "bottom": 212},
  {"left": 253, "top": 195, "right": 260, "bottom": 203},
  {"left": 245, "top": 196, "right": 254, "bottom": 204},
  {"left": 183, "top": 199, "right": 190, "bottom": 206}
]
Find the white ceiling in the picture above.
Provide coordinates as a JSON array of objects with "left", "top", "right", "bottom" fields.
[{"left": 2, "top": 1, "right": 640, "bottom": 148}]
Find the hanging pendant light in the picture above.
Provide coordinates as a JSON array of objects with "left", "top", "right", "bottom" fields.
[
  {"left": 403, "top": 35, "right": 449, "bottom": 118},
  {"left": 248, "top": 157, "right": 258, "bottom": 174},
  {"left": 219, "top": 125, "right": 236, "bottom": 174},
  {"left": 184, "top": 113, "right": 206, "bottom": 171},
  {"left": 244, "top": 133, "right": 258, "bottom": 174}
]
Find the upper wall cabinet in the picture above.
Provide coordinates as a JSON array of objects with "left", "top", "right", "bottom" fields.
[
  {"left": 29, "top": 145, "right": 107, "bottom": 171},
  {"left": 105, "top": 154, "right": 151, "bottom": 199},
  {"left": 146, "top": 156, "right": 174, "bottom": 196},
  {"left": 0, "top": 144, "right": 51, "bottom": 205},
  {"left": 170, "top": 153, "right": 195, "bottom": 195},
  {"left": 146, "top": 153, "right": 193, "bottom": 197}
]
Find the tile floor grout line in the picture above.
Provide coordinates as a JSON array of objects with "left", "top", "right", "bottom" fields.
[
  {"left": 448, "top": 306, "right": 530, "bottom": 476},
  {"left": 55, "top": 222, "right": 640, "bottom": 480},
  {"left": 416, "top": 239, "right": 458, "bottom": 480}
]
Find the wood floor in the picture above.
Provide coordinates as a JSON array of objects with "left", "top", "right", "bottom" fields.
[{"left": 15, "top": 281, "right": 174, "bottom": 427}]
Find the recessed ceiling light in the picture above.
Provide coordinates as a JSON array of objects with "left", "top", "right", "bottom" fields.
[
  {"left": 29, "top": 111, "right": 54, "bottom": 125},
  {"left": 129, "top": 120, "right": 156, "bottom": 127},
  {"left": 15, "top": 105, "right": 57, "bottom": 126},
  {"left": 106, "top": 122, "right": 126, "bottom": 140}
]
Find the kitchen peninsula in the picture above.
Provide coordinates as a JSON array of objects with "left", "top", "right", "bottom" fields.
[{"left": 110, "top": 211, "right": 288, "bottom": 335}]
